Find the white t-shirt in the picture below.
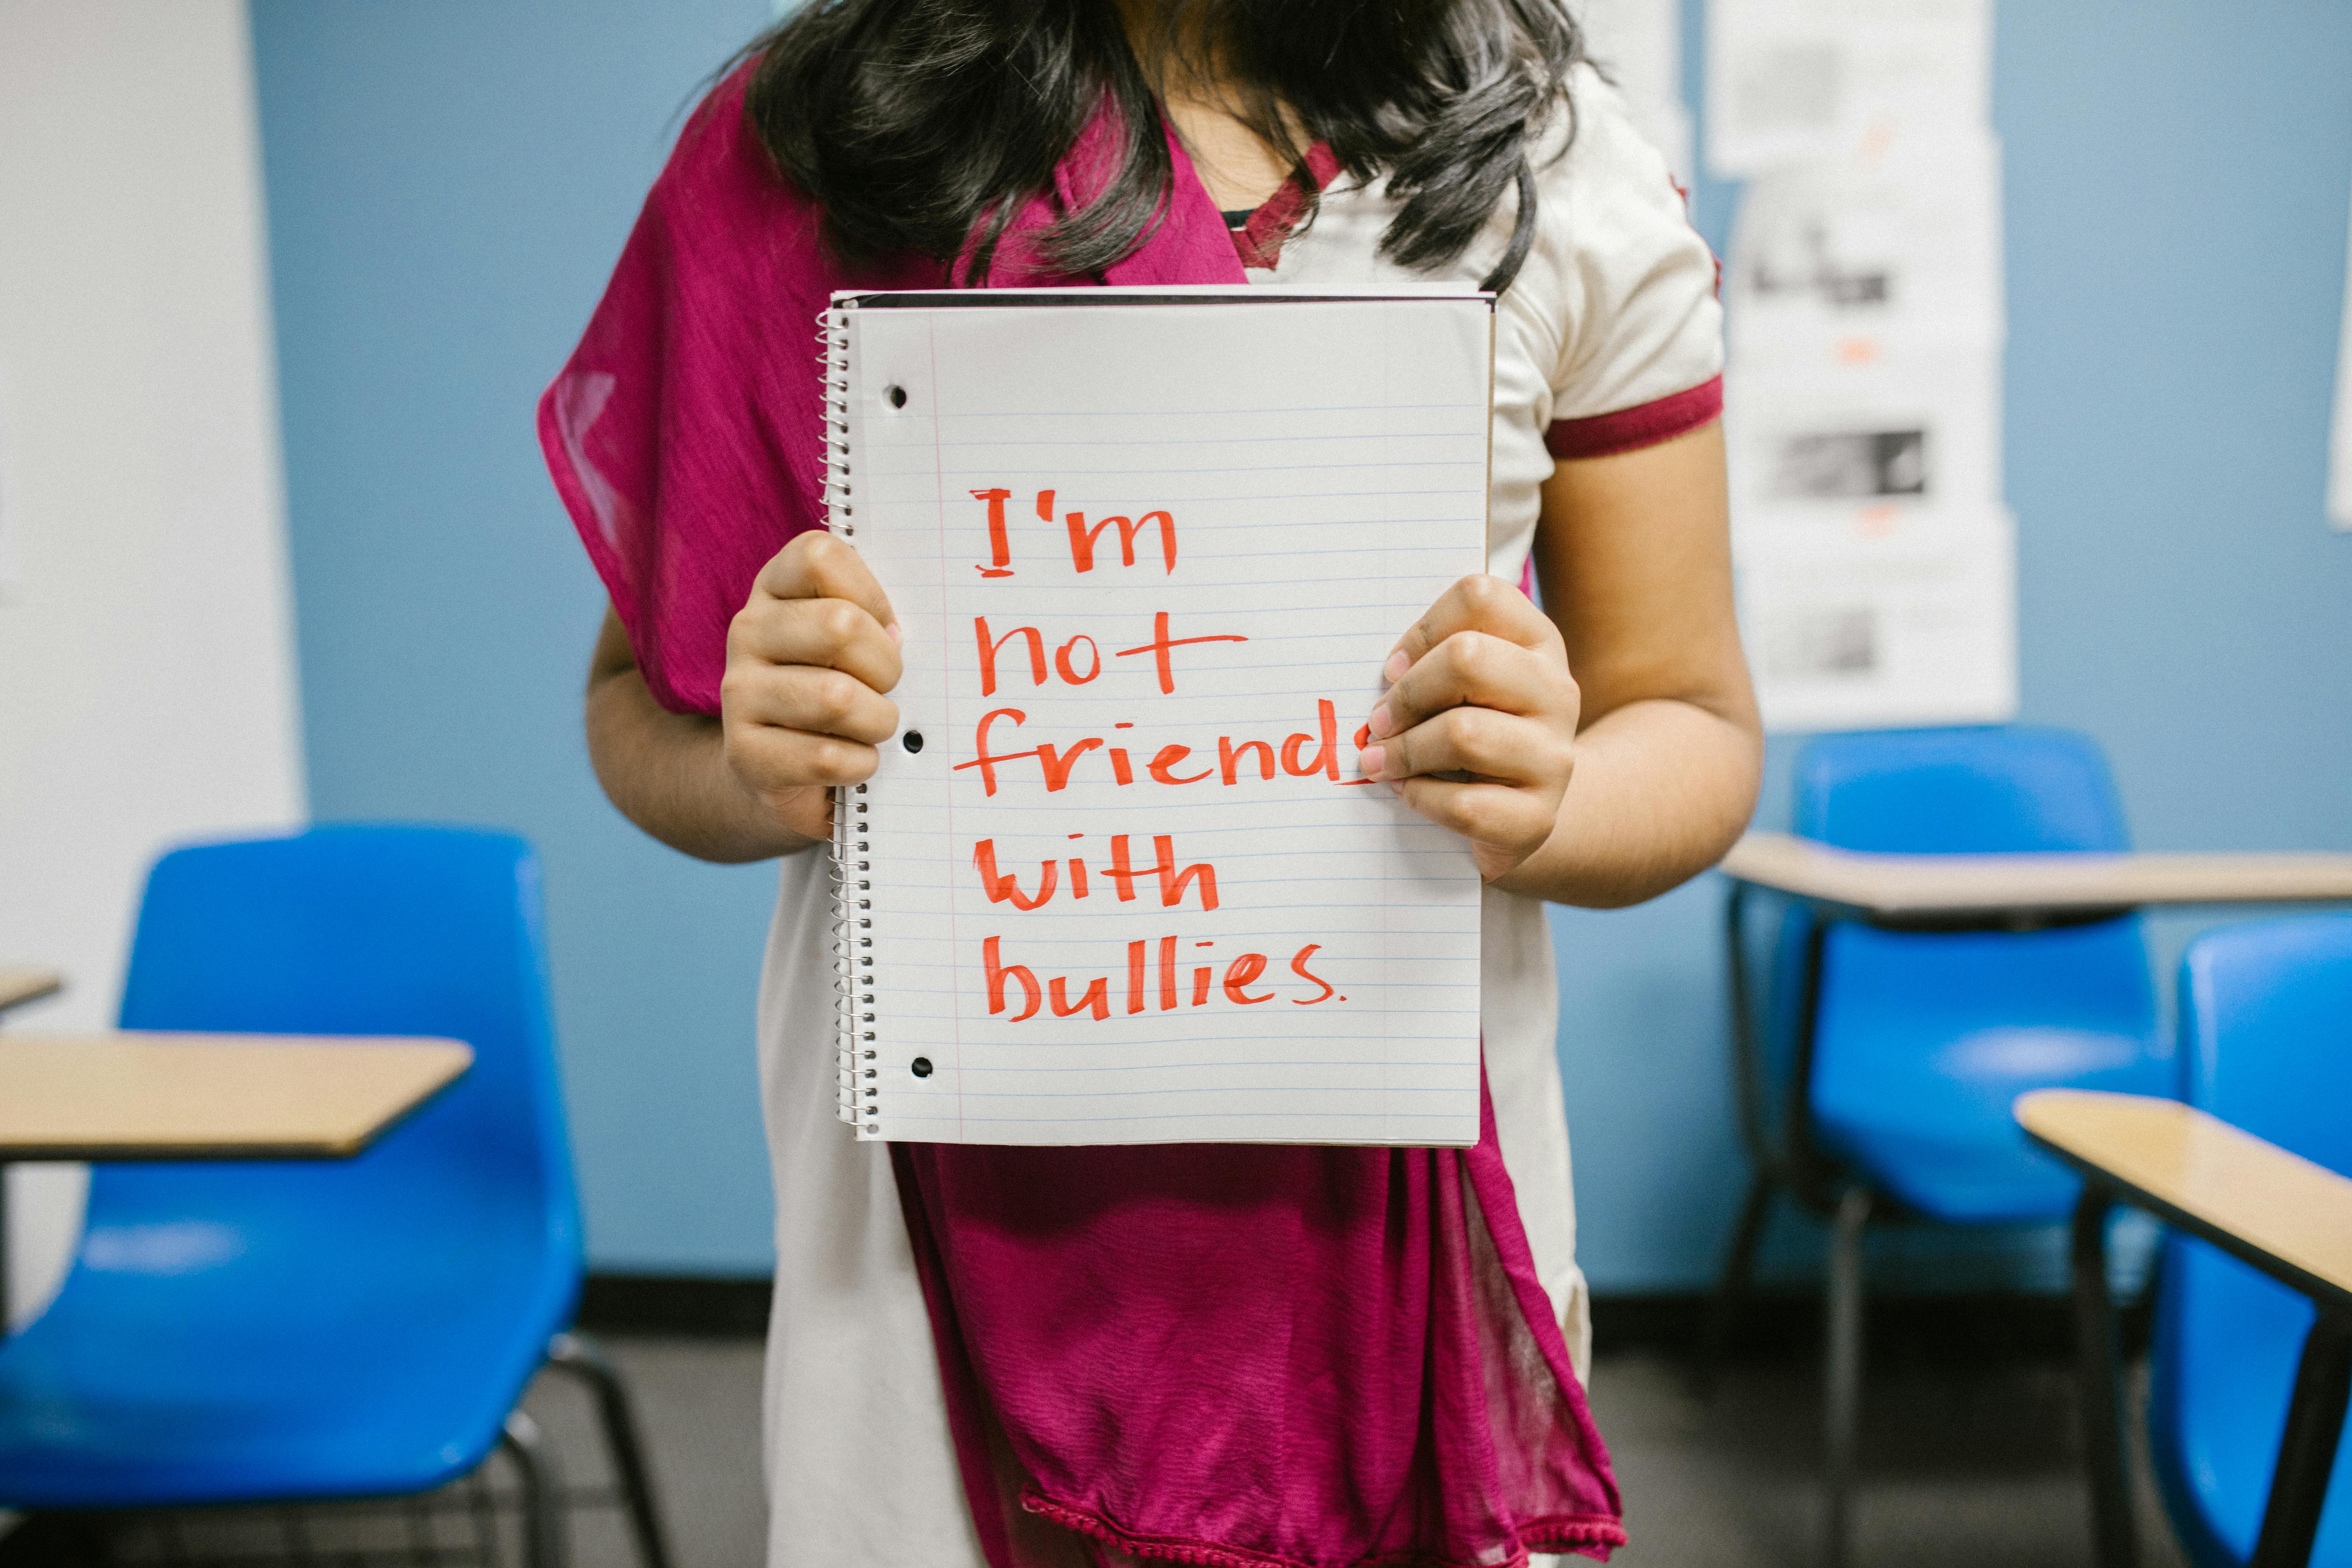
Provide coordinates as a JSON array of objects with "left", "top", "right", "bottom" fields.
[{"left": 752, "top": 64, "right": 1722, "bottom": 1568}]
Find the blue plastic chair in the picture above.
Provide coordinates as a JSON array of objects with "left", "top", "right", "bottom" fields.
[
  {"left": 1709, "top": 726, "right": 2177, "bottom": 1565},
  {"left": 2149, "top": 914, "right": 2352, "bottom": 1568},
  {"left": 0, "top": 826, "right": 668, "bottom": 1568}
]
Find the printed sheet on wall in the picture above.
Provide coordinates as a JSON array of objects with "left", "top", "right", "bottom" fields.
[{"left": 1710, "top": 0, "right": 2016, "bottom": 732}]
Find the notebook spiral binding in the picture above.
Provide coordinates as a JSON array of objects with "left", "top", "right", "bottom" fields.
[{"left": 818, "top": 303, "right": 880, "bottom": 1136}]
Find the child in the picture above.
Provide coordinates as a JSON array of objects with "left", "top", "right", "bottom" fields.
[{"left": 542, "top": 2, "right": 1760, "bottom": 1564}]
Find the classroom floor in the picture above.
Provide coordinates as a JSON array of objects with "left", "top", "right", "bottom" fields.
[
  {"left": 0, "top": 1334, "right": 2196, "bottom": 1568},
  {"left": 1590, "top": 1351, "right": 2190, "bottom": 1568}
]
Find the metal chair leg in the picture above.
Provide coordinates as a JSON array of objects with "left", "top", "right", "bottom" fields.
[
  {"left": 500, "top": 1409, "right": 568, "bottom": 1568},
  {"left": 1697, "top": 1170, "right": 1777, "bottom": 1396},
  {"left": 546, "top": 1331, "right": 674, "bottom": 1568},
  {"left": 2071, "top": 1185, "right": 2140, "bottom": 1568},
  {"left": 463, "top": 1466, "right": 505, "bottom": 1568},
  {"left": 1825, "top": 1185, "right": 1872, "bottom": 1568},
  {"left": 2249, "top": 1309, "right": 2352, "bottom": 1568}
]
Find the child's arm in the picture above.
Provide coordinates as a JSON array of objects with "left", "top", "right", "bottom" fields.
[
  {"left": 584, "top": 533, "right": 903, "bottom": 864},
  {"left": 1365, "top": 420, "right": 1761, "bottom": 906}
]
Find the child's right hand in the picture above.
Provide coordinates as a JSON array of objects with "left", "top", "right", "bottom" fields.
[{"left": 720, "top": 532, "right": 903, "bottom": 843}]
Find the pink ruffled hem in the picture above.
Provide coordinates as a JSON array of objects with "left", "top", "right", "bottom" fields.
[{"left": 1022, "top": 1492, "right": 1627, "bottom": 1568}]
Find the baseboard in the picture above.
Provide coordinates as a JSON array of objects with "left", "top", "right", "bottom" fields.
[
  {"left": 577, "top": 1273, "right": 773, "bottom": 1337},
  {"left": 579, "top": 1273, "right": 2150, "bottom": 1363}
]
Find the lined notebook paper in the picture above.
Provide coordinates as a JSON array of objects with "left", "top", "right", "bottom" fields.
[{"left": 824, "top": 286, "right": 1493, "bottom": 1146}]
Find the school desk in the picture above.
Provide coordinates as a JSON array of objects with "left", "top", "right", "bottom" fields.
[
  {"left": 1720, "top": 832, "right": 2352, "bottom": 931},
  {"left": 1706, "top": 834, "right": 2352, "bottom": 1364},
  {"left": 0, "top": 1032, "right": 471, "bottom": 1330},
  {"left": 1715, "top": 835, "right": 2352, "bottom": 1179},
  {"left": 2020, "top": 1090, "right": 2352, "bottom": 1568},
  {"left": 0, "top": 1032, "right": 472, "bottom": 1161},
  {"left": 0, "top": 969, "right": 61, "bottom": 1017}
]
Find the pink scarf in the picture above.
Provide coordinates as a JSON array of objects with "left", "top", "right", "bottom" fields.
[{"left": 540, "top": 66, "right": 1624, "bottom": 1568}]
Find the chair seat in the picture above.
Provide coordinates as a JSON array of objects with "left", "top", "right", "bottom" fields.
[
  {"left": 1815, "top": 1041, "right": 2163, "bottom": 1223},
  {"left": 1811, "top": 921, "right": 2169, "bottom": 1224},
  {"left": 0, "top": 1169, "right": 572, "bottom": 1508}
]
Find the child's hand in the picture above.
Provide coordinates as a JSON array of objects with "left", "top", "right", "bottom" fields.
[
  {"left": 1362, "top": 574, "right": 1580, "bottom": 883},
  {"left": 720, "top": 532, "right": 903, "bottom": 842}
]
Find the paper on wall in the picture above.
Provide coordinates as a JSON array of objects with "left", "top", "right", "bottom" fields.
[
  {"left": 2331, "top": 186, "right": 2352, "bottom": 531},
  {"left": 1726, "top": 337, "right": 2003, "bottom": 517},
  {"left": 1724, "top": 130, "right": 2003, "bottom": 354},
  {"left": 1726, "top": 338, "right": 2014, "bottom": 731},
  {"left": 1580, "top": 0, "right": 1693, "bottom": 185},
  {"left": 1719, "top": 27, "right": 2013, "bottom": 732},
  {"left": 1735, "top": 506, "right": 2016, "bottom": 732},
  {"left": 1705, "top": 0, "right": 1991, "bottom": 178}
]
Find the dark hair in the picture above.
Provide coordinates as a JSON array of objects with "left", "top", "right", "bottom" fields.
[{"left": 743, "top": 0, "right": 1582, "bottom": 292}]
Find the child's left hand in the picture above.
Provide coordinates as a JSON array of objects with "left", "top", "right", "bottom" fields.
[{"left": 1362, "top": 574, "right": 1581, "bottom": 883}]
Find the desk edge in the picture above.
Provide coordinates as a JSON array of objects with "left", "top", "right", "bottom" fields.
[
  {"left": 2016, "top": 1092, "right": 2352, "bottom": 1312},
  {"left": 1721, "top": 834, "right": 2352, "bottom": 925},
  {"left": 0, "top": 1036, "right": 473, "bottom": 1162}
]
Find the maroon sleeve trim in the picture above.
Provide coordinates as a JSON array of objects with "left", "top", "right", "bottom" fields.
[{"left": 1544, "top": 373, "right": 1723, "bottom": 462}]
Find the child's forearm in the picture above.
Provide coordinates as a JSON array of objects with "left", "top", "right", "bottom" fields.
[
  {"left": 1483, "top": 422, "right": 1760, "bottom": 908},
  {"left": 584, "top": 610, "right": 824, "bottom": 864},
  {"left": 1491, "top": 694, "right": 1761, "bottom": 909}
]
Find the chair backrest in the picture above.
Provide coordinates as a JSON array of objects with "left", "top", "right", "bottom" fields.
[
  {"left": 2151, "top": 915, "right": 2352, "bottom": 1568},
  {"left": 1794, "top": 725, "right": 2131, "bottom": 854},
  {"left": 1772, "top": 725, "right": 2143, "bottom": 1034},
  {"left": 2178, "top": 914, "right": 2352, "bottom": 1172},
  {"left": 1768, "top": 727, "right": 2157, "bottom": 1202},
  {"left": 96, "top": 825, "right": 581, "bottom": 1306}
]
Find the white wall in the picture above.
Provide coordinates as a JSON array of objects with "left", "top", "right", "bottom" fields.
[{"left": 0, "top": 0, "right": 305, "bottom": 1326}]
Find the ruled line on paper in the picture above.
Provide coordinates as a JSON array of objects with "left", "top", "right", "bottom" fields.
[
  {"left": 894, "top": 595, "right": 1463, "bottom": 621},
  {"left": 916, "top": 432, "right": 1483, "bottom": 453},
  {"left": 872, "top": 457, "right": 1488, "bottom": 478},
  {"left": 917, "top": 399, "right": 1480, "bottom": 418},
  {"left": 885, "top": 1111, "right": 1475, "bottom": 1125},
  {"left": 955, "top": 1059, "right": 1473, "bottom": 1072},
  {"left": 847, "top": 989, "right": 1478, "bottom": 1006}
]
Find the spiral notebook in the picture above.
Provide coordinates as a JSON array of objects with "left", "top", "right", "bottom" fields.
[{"left": 823, "top": 285, "right": 1493, "bottom": 1146}]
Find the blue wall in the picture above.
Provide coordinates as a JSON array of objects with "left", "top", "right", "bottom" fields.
[
  {"left": 251, "top": 1, "right": 2352, "bottom": 1283},
  {"left": 252, "top": 0, "right": 777, "bottom": 1272}
]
